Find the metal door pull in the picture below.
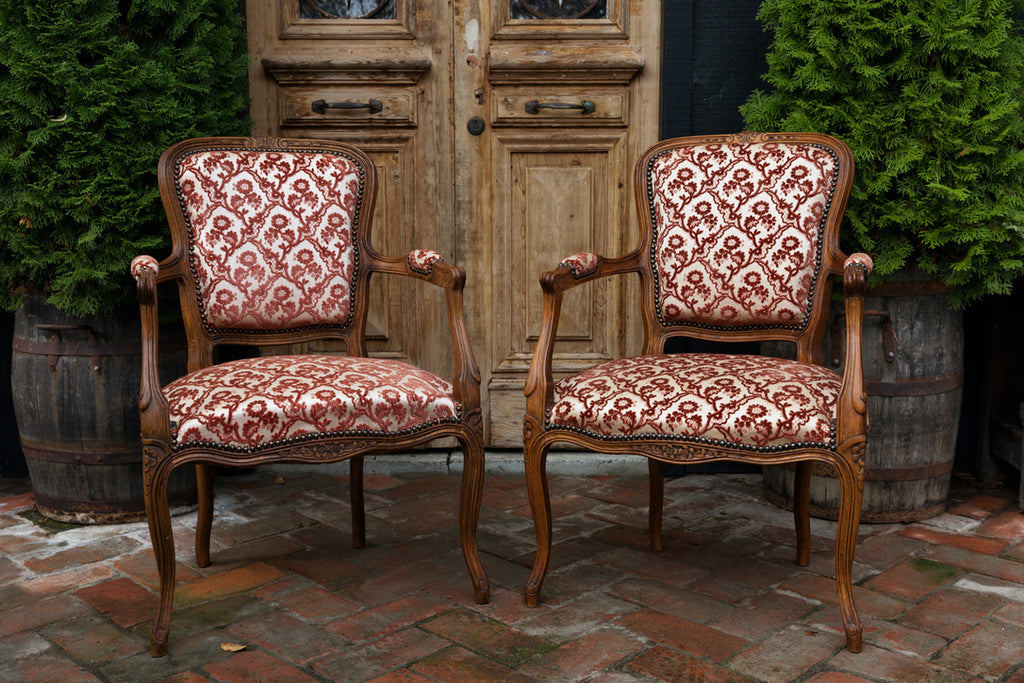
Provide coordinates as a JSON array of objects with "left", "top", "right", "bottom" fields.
[
  {"left": 524, "top": 100, "right": 596, "bottom": 115},
  {"left": 311, "top": 99, "right": 383, "bottom": 114}
]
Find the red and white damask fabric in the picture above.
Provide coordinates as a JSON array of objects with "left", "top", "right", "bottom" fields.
[
  {"left": 176, "top": 150, "right": 362, "bottom": 331},
  {"left": 549, "top": 353, "right": 840, "bottom": 449},
  {"left": 164, "top": 355, "right": 459, "bottom": 450},
  {"left": 408, "top": 248, "right": 444, "bottom": 275},
  {"left": 559, "top": 252, "right": 599, "bottom": 278},
  {"left": 649, "top": 142, "right": 837, "bottom": 328}
]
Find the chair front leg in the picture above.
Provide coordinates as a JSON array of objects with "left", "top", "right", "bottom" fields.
[
  {"left": 458, "top": 430, "right": 490, "bottom": 604},
  {"left": 524, "top": 434, "right": 552, "bottom": 607},
  {"left": 834, "top": 450, "right": 865, "bottom": 653},
  {"left": 143, "top": 452, "right": 178, "bottom": 657}
]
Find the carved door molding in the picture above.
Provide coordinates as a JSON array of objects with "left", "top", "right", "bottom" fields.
[{"left": 247, "top": 0, "right": 662, "bottom": 446}]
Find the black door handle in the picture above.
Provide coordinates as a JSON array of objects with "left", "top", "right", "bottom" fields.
[
  {"left": 524, "top": 100, "right": 596, "bottom": 115},
  {"left": 311, "top": 99, "right": 383, "bottom": 115}
]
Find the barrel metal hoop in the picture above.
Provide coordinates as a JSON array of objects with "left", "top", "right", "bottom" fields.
[
  {"left": 20, "top": 443, "right": 143, "bottom": 466},
  {"left": 11, "top": 338, "right": 141, "bottom": 357},
  {"left": 867, "top": 280, "right": 950, "bottom": 298},
  {"left": 789, "top": 459, "right": 956, "bottom": 482},
  {"left": 862, "top": 459, "right": 955, "bottom": 482},
  {"left": 864, "top": 372, "right": 964, "bottom": 397}
]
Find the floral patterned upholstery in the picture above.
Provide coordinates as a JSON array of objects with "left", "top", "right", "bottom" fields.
[
  {"left": 549, "top": 353, "right": 840, "bottom": 450},
  {"left": 408, "top": 248, "right": 444, "bottom": 275},
  {"left": 559, "top": 252, "right": 599, "bottom": 278},
  {"left": 131, "top": 254, "right": 159, "bottom": 279},
  {"left": 647, "top": 142, "right": 838, "bottom": 329},
  {"left": 174, "top": 149, "right": 363, "bottom": 331},
  {"left": 165, "top": 355, "right": 459, "bottom": 451}
]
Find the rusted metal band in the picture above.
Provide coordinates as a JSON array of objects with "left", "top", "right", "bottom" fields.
[
  {"left": 20, "top": 443, "right": 142, "bottom": 466},
  {"left": 868, "top": 280, "right": 949, "bottom": 298},
  {"left": 863, "top": 459, "right": 955, "bottom": 482},
  {"left": 764, "top": 487, "right": 949, "bottom": 524},
  {"left": 33, "top": 493, "right": 145, "bottom": 514},
  {"left": 864, "top": 372, "right": 964, "bottom": 396},
  {"left": 795, "top": 459, "right": 955, "bottom": 481},
  {"left": 12, "top": 337, "right": 142, "bottom": 357},
  {"left": 33, "top": 493, "right": 196, "bottom": 525}
]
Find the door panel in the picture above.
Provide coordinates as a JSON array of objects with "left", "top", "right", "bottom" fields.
[
  {"left": 248, "top": 0, "right": 660, "bottom": 446},
  {"left": 486, "top": 134, "right": 629, "bottom": 446}
]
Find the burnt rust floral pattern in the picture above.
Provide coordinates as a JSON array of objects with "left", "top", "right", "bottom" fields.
[
  {"left": 559, "top": 252, "right": 599, "bottom": 278},
  {"left": 176, "top": 150, "right": 361, "bottom": 330},
  {"left": 165, "top": 354, "right": 459, "bottom": 450},
  {"left": 649, "top": 143, "right": 837, "bottom": 328},
  {"left": 549, "top": 353, "right": 840, "bottom": 448},
  {"left": 408, "top": 248, "right": 444, "bottom": 275}
]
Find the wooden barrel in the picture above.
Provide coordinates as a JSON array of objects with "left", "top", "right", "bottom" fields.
[
  {"left": 764, "top": 272, "right": 963, "bottom": 523},
  {"left": 11, "top": 293, "right": 196, "bottom": 524}
]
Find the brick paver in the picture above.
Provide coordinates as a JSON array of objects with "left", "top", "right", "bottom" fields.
[{"left": 1, "top": 466, "right": 1023, "bottom": 681}]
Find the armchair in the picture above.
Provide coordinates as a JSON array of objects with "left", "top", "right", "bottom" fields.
[
  {"left": 522, "top": 132, "right": 871, "bottom": 652},
  {"left": 132, "top": 137, "right": 489, "bottom": 656}
]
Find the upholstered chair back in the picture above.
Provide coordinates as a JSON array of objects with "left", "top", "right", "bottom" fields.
[
  {"left": 641, "top": 140, "right": 842, "bottom": 334},
  {"left": 168, "top": 145, "right": 368, "bottom": 333}
]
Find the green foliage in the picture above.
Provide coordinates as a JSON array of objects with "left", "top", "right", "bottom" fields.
[
  {"left": 741, "top": 0, "right": 1024, "bottom": 307},
  {"left": 0, "top": 0, "right": 249, "bottom": 316}
]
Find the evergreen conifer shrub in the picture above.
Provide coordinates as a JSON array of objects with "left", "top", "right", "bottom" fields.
[
  {"left": 0, "top": 0, "right": 249, "bottom": 316},
  {"left": 741, "top": 0, "right": 1024, "bottom": 307}
]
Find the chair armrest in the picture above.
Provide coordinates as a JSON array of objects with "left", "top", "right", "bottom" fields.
[
  {"left": 131, "top": 256, "right": 171, "bottom": 443},
  {"left": 371, "top": 250, "right": 481, "bottom": 413},
  {"left": 525, "top": 251, "right": 642, "bottom": 424},
  {"left": 835, "top": 253, "right": 873, "bottom": 445}
]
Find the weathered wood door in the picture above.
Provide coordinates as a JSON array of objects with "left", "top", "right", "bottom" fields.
[{"left": 248, "top": 0, "right": 661, "bottom": 447}]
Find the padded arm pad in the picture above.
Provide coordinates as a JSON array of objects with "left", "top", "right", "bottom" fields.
[
  {"left": 408, "top": 248, "right": 445, "bottom": 275},
  {"left": 558, "top": 252, "right": 599, "bottom": 278},
  {"left": 843, "top": 252, "right": 873, "bottom": 274},
  {"left": 131, "top": 255, "right": 159, "bottom": 280}
]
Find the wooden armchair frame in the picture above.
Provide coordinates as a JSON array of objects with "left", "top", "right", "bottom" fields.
[
  {"left": 522, "top": 132, "right": 871, "bottom": 652},
  {"left": 133, "top": 137, "right": 489, "bottom": 656}
]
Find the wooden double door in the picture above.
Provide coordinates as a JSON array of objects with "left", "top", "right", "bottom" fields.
[{"left": 248, "top": 0, "right": 662, "bottom": 446}]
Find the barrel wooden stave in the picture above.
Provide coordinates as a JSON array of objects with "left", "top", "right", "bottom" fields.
[
  {"left": 12, "top": 293, "right": 195, "bottom": 524},
  {"left": 763, "top": 272, "right": 963, "bottom": 523}
]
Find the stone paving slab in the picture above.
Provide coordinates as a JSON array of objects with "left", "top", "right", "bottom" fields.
[{"left": 1, "top": 459, "right": 1024, "bottom": 681}]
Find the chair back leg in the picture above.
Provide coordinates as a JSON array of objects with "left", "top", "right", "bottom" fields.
[
  {"left": 793, "top": 461, "right": 812, "bottom": 566},
  {"left": 194, "top": 463, "right": 214, "bottom": 568},
  {"left": 349, "top": 456, "right": 366, "bottom": 549},
  {"left": 647, "top": 459, "right": 664, "bottom": 552}
]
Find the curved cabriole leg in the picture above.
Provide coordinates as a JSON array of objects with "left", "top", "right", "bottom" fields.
[
  {"left": 350, "top": 455, "right": 366, "bottom": 549},
  {"left": 524, "top": 438, "right": 552, "bottom": 607},
  {"left": 648, "top": 459, "right": 664, "bottom": 552},
  {"left": 793, "top": 461, "right": 812, "bottom": 567},
  {"left": 834, "top": 456, "right": 865, "bottom": 652},
  {"left": 144, "top": 456, "right": 178, "bottom": 657},
  {"left": 194, "top": 463, "right": 214, "bottom": 568},
  {"left": 457, "top": 432, "right": 490, "bottom": 603}
]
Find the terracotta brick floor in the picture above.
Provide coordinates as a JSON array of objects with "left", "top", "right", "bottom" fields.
[{"left": 2, "top": 458, "right": 1024, "bottom": 682}]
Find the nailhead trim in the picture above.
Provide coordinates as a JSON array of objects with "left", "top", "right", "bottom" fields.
[
  {"left": 544, "top": 412, "right": 837, "bottom": 453},
  {"left": 170, "top": 408, "right": 464, "bottom": 453}
]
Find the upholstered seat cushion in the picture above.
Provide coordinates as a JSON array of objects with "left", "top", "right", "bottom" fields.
[
  {"left": 165, "top": 355, "right": 459, "bottom": 451},
  {"left": 549, "top": 353, "right": 840, "bottom": 449}
]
